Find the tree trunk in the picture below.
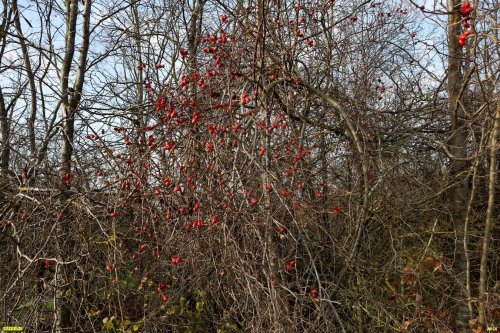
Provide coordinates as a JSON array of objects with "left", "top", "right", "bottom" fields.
[
  {"left": 12, "top": 0, "right": 37, "bottom": 158},
  {"left": 0, "top": 86, "right": 9, "bottom": 177},
  {"left": 0, "top": 2, "right": 11, "bottom": 177},
  {"left": 56, "top": 0, "right": 91, "bottom": 331},
  {"left": 447, "top": 1, "right": 470, "bottom": 331},
  {"left": 478, "top": 102, "right": 499, "bottom": 328}
]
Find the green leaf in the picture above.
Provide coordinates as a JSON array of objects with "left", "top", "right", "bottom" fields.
[
  {"left": 196, "top": 300, "right": 205, "bottom": 313},
  {"left": 122, "top": 319, "right": 131, "bottom": 329}
]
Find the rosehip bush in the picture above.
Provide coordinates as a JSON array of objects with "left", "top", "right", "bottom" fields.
[{"left": 1, "top": 0, "right": 498, "bottom": 332}]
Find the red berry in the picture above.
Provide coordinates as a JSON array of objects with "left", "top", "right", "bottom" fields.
[
  {"left": 461, "top": 6, "right": 473, "bottom": 16},
  {"left": 61, "top": 173, "right": 71, "bottom": 183},
  {"left": 460, "top": 2, "right": 473, "bottom": 16},
  {"left": 205, "top": 141, "right": 214, "bottom": 152},
  {"left": 192, "top": 112, "right": 199, "bottom": 125},
  {"left": 194, "top": 220, "right": 204, "bottom": 227},
  {"left": 163, "top": 141, "right": 175, "bottom": 150},
  {"left": 171, "top": 257, "right": 183, "bottom": 265},
  {"left": 105, "top": 265, "right": 113, "bottom": 271},
  {"left": 240, "top": 92, "right": 250, "bottom": 105}
]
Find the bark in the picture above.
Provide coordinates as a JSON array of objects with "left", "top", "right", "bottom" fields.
[
  {"left": 0, "top": 86, "right": 9, "bottom": 177},
  {"left": 56, "top": 0, "right": 92, "bottom": 331},
  {"left": 59, "top": 0, "right": 79, "bottom": 179},
  {"left": 463, "top": 123, "right": 489, "bottom": 320},
  {"left": 0, "top": 1, "right": 11, "bottom": 176},
  {"left": 447, "top": 0, "right": 470, "bottom": 331},
  {"left": 12, "top": 0, "right": 37, "bottom": 158},
  {"left": 478, "top": 103, "right": 499, "bottom": 328}
]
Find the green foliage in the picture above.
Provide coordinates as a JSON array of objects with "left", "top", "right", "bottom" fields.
[
  {"left": 165, "top": 289, "right": 237, "bottom": 333},
  {"left": 122, "top": 274, "right": 141, "bottom": 289},
  {"left": 102, "top": 316, "right": 119, "bottom": 332},
  {"left": 101, "top": 316, "right": 140, "bottom": 333}
]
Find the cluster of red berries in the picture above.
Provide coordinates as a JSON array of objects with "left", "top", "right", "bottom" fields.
[{"left": 458, "top": 2, "right": 473, "bottom": 47}]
